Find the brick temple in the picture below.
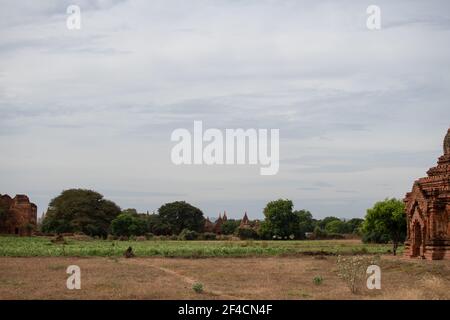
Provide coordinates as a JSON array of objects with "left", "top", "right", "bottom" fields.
[
  {"left": 0, "top": 194, "right": 37, "bottom": 236},
  {"left": 404, "top": 128, "right": 450, "bottom": 260},
  {"left": 204, "top": 211, "right": 251, "bottom": 234}
]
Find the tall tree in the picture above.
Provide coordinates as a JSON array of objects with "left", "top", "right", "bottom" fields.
[
  {"left": 295, "top": 209, "right": 315, "bottom": 239},
  {"left": 41, "top": 189, "right": 121, "bottom": 237},
  {"left": 158, "top": 201, "right": 205, "bottom": 234},
  {"left": 362, "top": 198, "right": 406, "bottom": 255},
  {"left": 261, "top": 199, "right": 300, "bottom": 239}
]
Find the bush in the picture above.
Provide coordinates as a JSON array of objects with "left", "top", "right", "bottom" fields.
[
  {"left": 178, "top": 229, "right": 199, "bottom": 240},
  {"left": 201, "top": 232, "right": 217, "bottom": 240},
  {"left": 145, "top": 233, "right": 154, "bottom": 240},
  {"left": 216, "top": 234, "right": 234, "bottom": 241},
  {"left": 326, "top": 233, "right": 345, "bottom": 240},
  {"left": 312, "top": 226, "right": 328, "bottom": 239},
  {"left": 336, "top": 255, "right": 380, "bottom": 293},
  {"left": 237, "top": 227, "right": 258, "bottom": 240},
  {"left": 313, "top": 276, "right": 323, "bottom": 285},
  {"left": 192, "top": 282, "right": 203, "bottom": 293}
]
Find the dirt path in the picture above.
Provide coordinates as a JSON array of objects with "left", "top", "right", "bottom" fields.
[{"left": 120, "top": 258, "right": 241, "bottom": 299}]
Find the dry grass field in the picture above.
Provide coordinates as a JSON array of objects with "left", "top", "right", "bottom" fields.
[{"left": 0, "top": 255, "right": 448, "bottom": 300}]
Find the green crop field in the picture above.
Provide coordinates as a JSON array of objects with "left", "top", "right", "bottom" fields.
[{"left": 0, "top": 236, "right": 400, "bottom": 257}]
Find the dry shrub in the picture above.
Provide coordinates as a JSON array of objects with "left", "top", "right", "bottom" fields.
[
  {"left": 419, "top": 274, "right": 449, "bottom": 300},
  {"left": 381, "top": 274, "right": 449, "bottom": 300},
  {"left": 336, "top": 255, "right": 380, "bottom": 294}
]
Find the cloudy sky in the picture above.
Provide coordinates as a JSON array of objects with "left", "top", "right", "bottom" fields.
[{"left": 1, "top": 0, "right": 449, "bottom": 220}]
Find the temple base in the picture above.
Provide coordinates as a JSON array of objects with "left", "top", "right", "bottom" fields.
[{"left": 404, "top": 240, "right": 450, "bottom": 260}]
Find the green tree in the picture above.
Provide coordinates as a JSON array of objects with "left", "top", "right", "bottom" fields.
[
  {"left": 237, "top": 227, "right": 258, "bottom": 240},
  {"left": 261, "top": 199, "right": 300, "bottom": 239},
  {"left": 313, "top": 225, "right": 328, "bottom": 239},
  {"left": 295, "top": 209, "right": 315, "bottom": 239},
  {"left": 158, "top": 201, "right": 205, "bottom": 235},
  {"left": 146, "top": 214, "right": 171, "bottom": 235},
  {"left": 361, "top": 198, "right": 406, "bottom": 255},
  {"left": 122, "top": 208, "right": 138, "bottom": 216},
  {"left": 318, "top": 216, "right": 340, "bottom": 229},
  {"left": 41, "top": 189, "right": 121, "bottom": 237},
  {"left": 325, "top": 219, "right": 347, "bottom": 234},
  {"left": 221, "top": 219, "right": 240, "bottom": 235},
  {"left": 345, "top": 218, "right": 364, "bottom": 234},
  {"left": 110, "top": 213, "right": 147, "bottom": 236}
]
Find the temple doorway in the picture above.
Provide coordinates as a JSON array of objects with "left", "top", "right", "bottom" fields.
[{"left": 412, "top": 221, "right": 423, "bottom": 257}]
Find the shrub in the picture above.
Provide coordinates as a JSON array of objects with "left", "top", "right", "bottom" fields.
[
  {"left": 192, "top": 282, "right": 203, "bottom": 293},
  {"left": 336, "top": 255, "right": 380, "bottom": 293},
  {"left": 313, "top": 276, "right": 323, "bottom": 285},
  {"left": 237, "top": 227, "right": 258, "bottom": 240},
  {"left": 201, "top": 232, "right": 217, "bottom": 240},
  {"left": 312, "top": 226, "right": 327, "bottom": 239},
  {"left": 178, "top": 229, "right": 199, "bottom": 240},
  {"left": 326, "top": 233, "right": 345, "bottom": 240},
  {"left": 217, "top": 234, "right": 233, "bottom": 241}
]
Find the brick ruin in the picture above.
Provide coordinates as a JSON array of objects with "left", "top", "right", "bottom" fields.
[
  {"left": 404, "top": 128, "right": 450, "bottom": 260},
  {"left": 0, "top": 194, "right": 37, "bottom": 236}
]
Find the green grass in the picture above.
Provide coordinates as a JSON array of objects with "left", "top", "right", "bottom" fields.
[{"left": 0, "top": 236, "right": 401, "bottom": 258}]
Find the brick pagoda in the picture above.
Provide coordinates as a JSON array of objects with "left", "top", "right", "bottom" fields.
[
  {"left": 0, "top": 194, "right": 37, "bottom": 236},
  {"left": 404, "top": 128, "right": 450, "bottom": 260}
]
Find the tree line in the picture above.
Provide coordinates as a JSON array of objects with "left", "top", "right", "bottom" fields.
[{"left": 40, "top": 189, "right": 406, "bottom": 253}]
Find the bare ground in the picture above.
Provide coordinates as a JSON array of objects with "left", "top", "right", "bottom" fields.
[{"left": 0, "top": 256, "right": 448, "bottom": 300}]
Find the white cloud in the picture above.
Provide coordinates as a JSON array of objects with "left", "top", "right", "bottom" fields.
[{"left": 1, "top": 0, "right": 450, "bottom": 218}]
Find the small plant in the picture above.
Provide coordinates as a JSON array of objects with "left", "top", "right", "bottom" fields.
[
  {"left": 192, "top": 282, "right": 203, "bottom": 293},
  {"left": 313, "top": 276, "right": 323, "bottom": 285}
]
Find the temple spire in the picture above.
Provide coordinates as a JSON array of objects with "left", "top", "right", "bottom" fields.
[{"left": 444, "top": 128, "right": 450, "bottom": 155}]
